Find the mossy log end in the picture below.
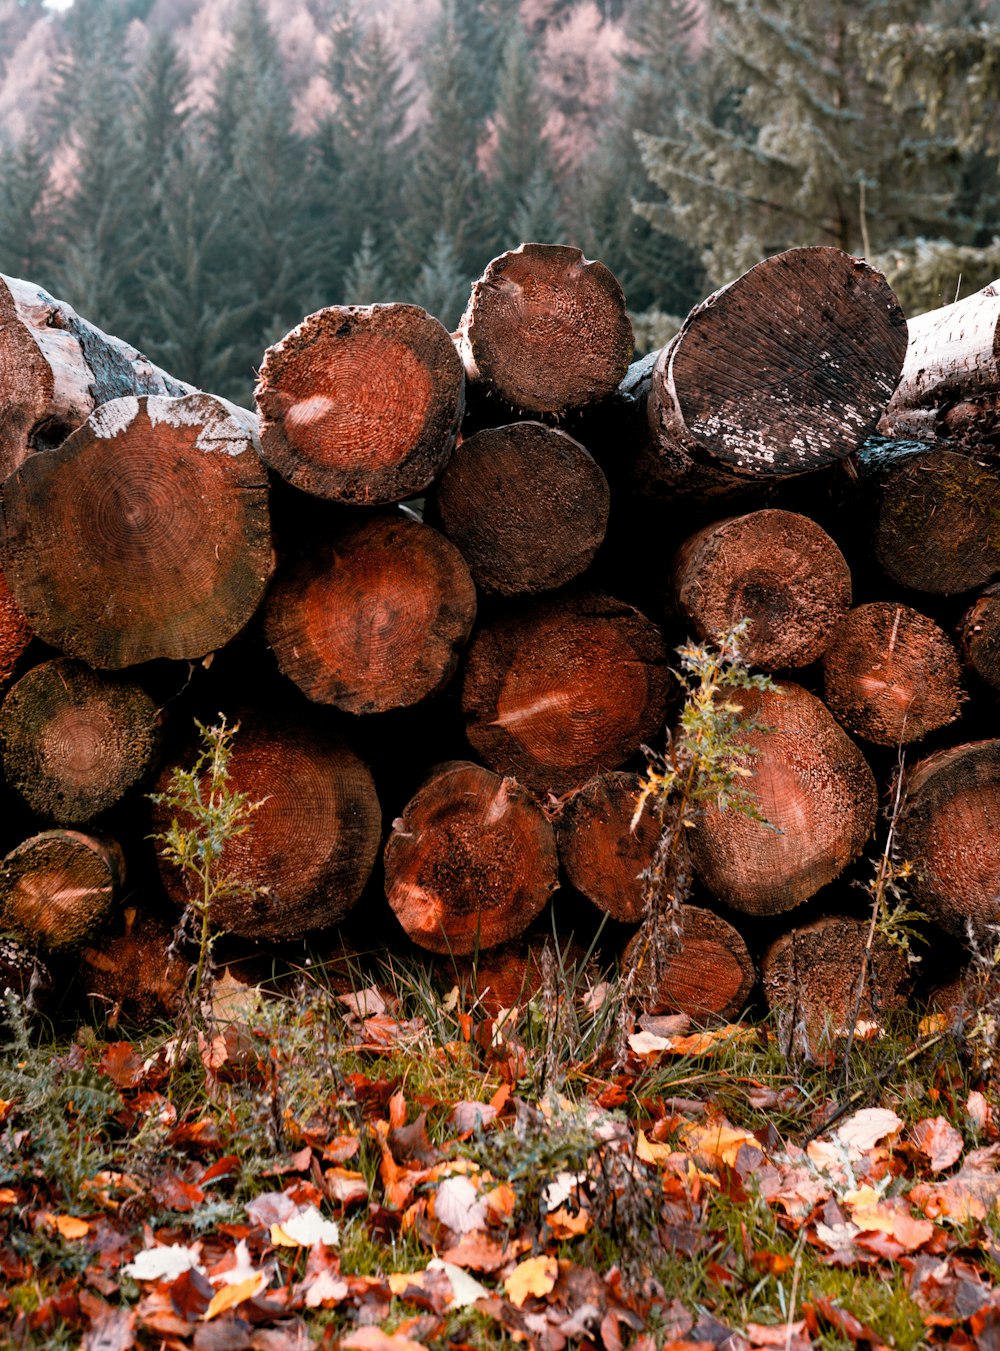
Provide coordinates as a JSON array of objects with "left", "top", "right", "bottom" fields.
[{"left": 0, "top": 830, "right": 125, "bottom": 952}]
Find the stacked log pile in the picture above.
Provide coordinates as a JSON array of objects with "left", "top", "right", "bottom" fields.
[{"left": 1, "top": 246, "right": 999, "bottom": 1050}]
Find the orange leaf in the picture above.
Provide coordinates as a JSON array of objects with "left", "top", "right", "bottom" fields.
[
  {"left": 910, "top": 1116, "right": 964, "bottom": 1173},
  {"left": 546, "top": 1206, "right": 591, "bottom": 1238},
  {"left": 0, "top": 1188, "right": 18, "bottom": 1207},
  {"left": 340, "top": 1328, "right": 427, "bottom": 1351},
  {"left": 49, "top": 1213, "right": 90, "bottom": 1239},
  {"left": 504, "top": 1254, "right": 558, "bottom": 1306},
  {"left": 201, "top": 1272, "right": 267, "bottom": 1320}
]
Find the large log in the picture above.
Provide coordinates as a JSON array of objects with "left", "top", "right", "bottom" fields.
[
  {"left": 383, "top": 760, "right": 559, "bottom": 955},
  {"left": 761, "top": 915, "right": 911, "bottom": 1061},
  {"left": 0, "top": 393, "right": 274, "bottom": 669},
  {"left": 462, "top": 591, "right": 673, "bottom": 795},
  {"left": 432, "top": 421, "right": 610, "bottom": 596},
  {"left": 821, "top": 602, "right": 964, "bottom": 746},
  {"left": 960, "top": 582, "right": 1000, "bottom": 691},
  {"left": 623, "top": 904, "right": 755, "bottom": 1022},
  {"left": 879, "top": 279, "right": 1000, "bottom": 444},
  {"left": 153, "top": 710, "right": 381, "bottom": 942},
  {"left": 646, "top": 247, "right": 907, "bottom": 479},
  {"left": 896, "top": 739, "right": 1000, "bottom": 938},
  {"left": 0, "top": 571, "right": 32, "bottom": 690},
  {"left": 0, "top": 274, "right": 195, "bottom": 480},
  {"left": 0, "top": 830, "right": 125, "bottom": 952},
  {"left": 256, "top": 303, "right": 464, "bottom": 504},
  {"left": 860, "top": 439, "right": 1000, "bottom": 595},
  {"left": 456, "top": 244, "right": 634, "bottom": 416},
  {"left": 264, "top": 513, "right": 477, "bottom": 714},
  {"left": 0, "top": 657, "right": 163, "bottom": 823},
  {"left": 690, "top": 683, "right": 878, "bottom": 915},
  {"left": 672, "top": 509, "right": 851, "bottom": 669},
  {"left": 80, "top": 906, "right": 187, "bottom": 1026},
  {"left": 554, "top": 771, "right": 658, "bottom": 924}
]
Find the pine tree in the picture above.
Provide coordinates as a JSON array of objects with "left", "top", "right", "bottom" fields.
[{"left": 341, "top": 228, "right": 393, "bottom": 305}]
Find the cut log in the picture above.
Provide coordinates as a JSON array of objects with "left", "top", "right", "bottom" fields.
[
  {"left": 623, "top": 904, "right": 755, "bottom": 1022},
  {"left": 0, "top": 657, "right": 163, "bottom": 823},
  {"left": 448, "top": 933, "right": 589, "bottom": 1017},
  {"left": 457, "top": 244, "right": 634, "bottom": 415},
  {"left": 0, "top": 569, "right": 32, "bottom": 689},
  {"left": 860, "top": 439, "right": 1000, "bottom": 595},
  {"left": 0, "top": 273, "right": 196, "bottom": 479},
  {"left": 896, "top": 739, "right": 1000, "bottom": 938},
  {"left": 554, "top": 771, "right": 658, "bottom": 924},
  {"left": 152, "top": 710, "right": 381, "bottom": 942},
  {"left": 761, "top": 915, "right": 911, "bottom": 1061},
  {"left": 879, "top": 278, "right": 1000, "bottom": 444},
  {"left": 672, "top": 509, "right": 852, "bottom": 669},
  {"left": 432, "top": 421, "right": 610, "bottom": 596},
  {"left": 822, "top": 602, "right": 964, "bottom": 746},
  {"left": 462, "top": 591, "right": 673, "bottom": 795},
  {"left": 647, "top": 247, "right": 907, "bottom": 478},
  {"left": 80, "top": 906, "right": 187, "bottom": 1026},
  {"left": 256, "top": 303, "right": 464, "bottom": 504},
  {"left": 960, "top": 582, "right": 1000, "bottom": 692},
  {"left": 264, "top": 512, "right": 476, "bottom": 714},
  {"left": 0, "top": 393, "right": 274, "bottom": 669},
  {"left": 690, "top": 683, "right": 878, "bottom": 915},
  {"left": 0, "top": 830, "right": 124, "bottom": 952},
  {"left": 383, "top": 760, "right": 559, "bottom": 954}
]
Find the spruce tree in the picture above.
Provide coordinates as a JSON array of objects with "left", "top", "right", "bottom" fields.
[
  {"left": 409, "top": 227, "right": 472, "bottom": 330},
  {"left": 0, "top": 133, "right": 57, "bottom": 283},
  {"left": 341, "top": 228, "right": 393, "bottom": 305}
]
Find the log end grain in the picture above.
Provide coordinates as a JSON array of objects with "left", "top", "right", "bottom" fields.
[
  {"left": 0, "top": 830, "right": 125, "bottom": 952},
  {"left": 624, "top": 904, "right": 755, "bottom": 1022},
  {"left": 961, "top": 582, "right": 1000, "bottom": 691},
  {"left": 80, "top": 906, "right": 187, "bottom": 1025},
  {"left": 555, "top": 771, "right": 658, "bottom": 924},
  {"left": 0, "top": 570, "right": 32, "bottom": 688}
]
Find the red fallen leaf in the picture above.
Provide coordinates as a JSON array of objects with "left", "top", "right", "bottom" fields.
[
  {"left": 597, "top": 1083, "right": 630, "bottom": 1111},
  {"left": 911, "top": 1117, "right": 965, "bottom": 1173},
  {"left": 201, "top": 1155, "right": 241, "bottom": 1185},
  {"left": 970, "top": 1306, "right": 1000, "bottom": 1351},
  {"left": 152, "top": 1173, "right": 206, "bottom": 1212},
  {"left": 320, "top": 1135, "right": 360, "bottom": 1164},
  {"left": 389, "top": 1110, "right": 440, "bottom": 1167},
  {"left": 449, "top": 1100, "right": 500, "bottom": 1135},
  {"left": 346, "top": 1074, "right": 401, "bottom": 1115},
  {"left": 168, "top": 1265, "right": 214, "bottom": 1320},
  {"left": 98, "top": 1041, "right": 146, "bottom": 1090},
  {"left": 804, "top": 1298, "right": 892, "bottom": 1350},
  {"left": 441, "top": 1231, "right": 522, "bottom": 1273},
  {"left": 81, "top": 1300, "right": 137, "bottom": 1350},
  {"left": 323, "top": 1167, "right": 368, "bottom": 1208},
  {"left": 752, "top": 1251, "right": 796, "bottom": 1276},
  {"left": 168, "top": 1118, "right": 226, "bottom": 1154}
]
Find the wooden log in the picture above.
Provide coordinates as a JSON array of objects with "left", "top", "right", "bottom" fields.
[
  {"left": 761, "top": 915, "right": 911, "bottom": 1061},
  {"left": 672, "top": 509, "right": 852, "bottom": 669},
  {"left": 0, "top": 273, "right": 196, "bottom": 480},
  {"left": 647, "top": 247, "right": 907, "bottom": 479},
  {"left": 255, "top": 303, "right": 464, "bottom": 504},
  {"left": 554, "top": 771, "right": 658, "bottom": 924},
  {"left": 822, "top": 602, "right": 964, "bottom": 746},
  {"left": 456, "top": 243, "right": 634, "bottom": 416},
  {"left": 0, "top": 830, "right": 124, "bottom": 952},
  {"left": 0, "top": 657, "right": 163, "bottom": 823},
  {"left": 264, "top": 512, "right": 476, "bottom": 715},
  {"left": 448, "top": 933, "right": 589, "bottom": 1017},
  {"left": 879, "top": 278, "right": 1000, "bottom": 444},
  {"left": 690, "top": 683, "right": 878, "bottom": 915},
  {"left": 80, "top": 906, "right": 187, "bottom": 1026},
  {"left": 860, "top": 438, "right": 1000, "bottom": 595},
  {"left": 383, "top": 760, "right": 559, "bottom": 955},
  {"left": 0, "top": 571, "right": 32, "bottom": 690},
  {"left": 623, "top": 904, "right": 755, "bottom": 1022},
  {"left": 431, "top": 421, "right": 610, "bottom": 596},
  {"left": 959, "top": 582, "right": 1000, "bottom": 691},
  {"left": 152, "top": 711, "right": 381, "bottom": 942},
  {"left": 896, "top": 739, "right": 1000, "bottom": 938},
  {"left": 462, "top": 591, "right": 673, "bottom": 795},
  {"left": 0, "top": 393, "right": 274, "bottom": 669}
]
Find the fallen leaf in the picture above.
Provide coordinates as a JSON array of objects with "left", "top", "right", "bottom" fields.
[
  {"left": 201, "top": 1271, "right": 268, "bottom": 1320},
  {"left": 504, "top": 1254, "right": 558, "bottom": 1306},
  {"left": 678, "top": 1118, "right": 759, "bottom": 1169},
  {"left": 47, "top": 1212, "right": 91, "bottom": 1239},
  {"left": 546, "top": 1205, "right": 592, "bottom": 1238},
  {"left": 836, "top": 1108, "right": 903, "bottom": 1156},
  {"left": 81, "top": 1304, "right": 136, "bottom": 1351},
  {"left": 441, "top": 1232, "right": 518, "bottom": 1273},
  {"left": 211, "top": 967, "right": 262, "bottom": 1023},
  {"left": 967, "top": 1091, "right": 994, "bottom": 1136},
  {"left": 911, "top": 1116, "right": 965, "bottom": 1172},
  {"left": 449, "top": 1100, "right": 500, "bottom": 1134},
  {"left": 433, "top": 1175, "right": 487, "bottom": 1234},
  {"left": 324, "top": 1167, "right": 368, "bottom": 1207},
  {"left": 541, "top": 1170, "right": 586, "bottom": 1212},
  {"left": 338, "top": 987, "right": 387, "bottom": 1019},
  {"left": 270, "top": 1205, "right": 340, "bottom": 1248},
  {"left": 302, "top": 1269, "right": 350, "bottom": 1308},
  {"left": 426, "top": 1258, "right": 489, "bottom": 1308},
  {"left": 339, "top": 1327, "right": 426, "bottom": 1351},
  {"left": 122, "top": 1243, "right": 203, "bottom": 1282},
  {"left": 99, "top": 1042, "right": 145, "bottom": 1090}
]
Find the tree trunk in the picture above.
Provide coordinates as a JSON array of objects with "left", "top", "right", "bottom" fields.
[
  {"left": 0, "top": 829, "right": 125, "bottom": 952},
  {"left": 623, "top": 904, "right": 755, "bottom": 1022},
  {"left": 672, "top": 509, "right": 852, "bottom": 669},
  {"left": 0, "top": 393, "right": 274, "bottom": 669},
  {"left": 647, "top": 247, "right": 907, "bottom": 479},
  {"left": 152, "top": 710, "right": 381, "bottom": 942},
  {"left": 0, "top": 569, "right": 32, "bottom": 689},
  {"left": 0, "top": 657, "right": 163, "bottom": 823},
  {"left": 896, "top": 739, "right": 1000, "bottom": 938},
  {"left": 821, "top": 602, "right": 964, "bottom": 746},
  {"left": 879, "top": 278, "right": 1000, "bottom": 445},
  {"left": 431, "top": 421, "right": 610, "bottom": 596},
  {"left": 554, "top": 771, "right": 658, "bottom": 924},
  {"left": 960, "top": 582, "right": 1000, "bottom": 691},
  {"left": 80, "top": 906, "right": 187, "bottom": 1026},
  {"left": 0, "top": 274, "right": 195, "bottom": 480},
  {"left": 264, "top": 512, "right": 477, "bottom": 714},
  {"left": 761, "top": 915, "right": 911, "bottom": 1062},
  {"left": 860, "top": 438, "right": 1000, "bottom": 595},
  {"left": 383, "top": 760, "right": 559, "bottom": 955},
  {"left": 456, "top": 244, "right": 634, "bottom": 416},
  {"left": 690, "top": 683, "right": 878, "bottom": 915},
  {"left": 256, "top": 303, "right": 464, "bottom": 504},
  {"left": 462, "top": 591, "right": 673, "bottom": 795}
]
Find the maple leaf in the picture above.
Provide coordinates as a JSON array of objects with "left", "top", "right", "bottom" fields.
[
  {"left": 504, "top": 1254, "right": 559, "bottom": 1306},
  {"left": 835, "top": 1108, "right": 903, "bottom": 1156},
  {"left": 98, "top": 1042, "right": 146, "bottom": 1090}
]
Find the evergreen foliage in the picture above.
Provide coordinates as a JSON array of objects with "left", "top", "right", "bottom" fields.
[
  {"left": 341, "top": 227, "right": 394, "bottom": 306},
  {"left": 0, "top": 132, "right": 55, "bottom": 282},
  {"left": 485, "top": 22, "right": 557, "bottom": 252}
]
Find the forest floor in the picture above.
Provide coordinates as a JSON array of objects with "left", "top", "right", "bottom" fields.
[{"left": 1, "top": 943, "right": 998, "bottom": 1351}]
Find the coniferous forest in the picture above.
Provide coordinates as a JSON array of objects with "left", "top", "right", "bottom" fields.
[{"left": 0, "top": 0, "right": 999, "bottom": 406}]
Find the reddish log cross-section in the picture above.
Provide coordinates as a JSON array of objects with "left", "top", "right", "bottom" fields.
[
  {"left": 256, "top": 303, "right": 464, "bottom": 503},
  {"left": 554, "top": 771, "right": 658, "bottom": 924},
  {"left": 383, "top": 760, "right": 559, "bottom": 954},
  {"left": 690, "top": 683, "right": 877, "bottom": 914},
  {"left": 0, "top": 570, "right": 31, "bottom": 689},
  {"left": 623, "top": 904, "right": 755, "bottom": 1022},
  {"left": 0, "top": 829, "right": 125, "bottom": 952},
  {"left": 0, "top": 657, "right": 163, "bottom": 823},
  {"left": 264, "top": 512, "right": 476, "bottom": 714},
  {"left": 960, "top": 581, "right": 1000, "bottom": 691},
  {"left": 80, "top": 907, "right": 187, "bottom": 1026},
  {"left": 462, "top": 591, "right": 673, "bottom": 795},
  {"left": 0, "top": 393, "right": 274, "bottom": 669}
]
